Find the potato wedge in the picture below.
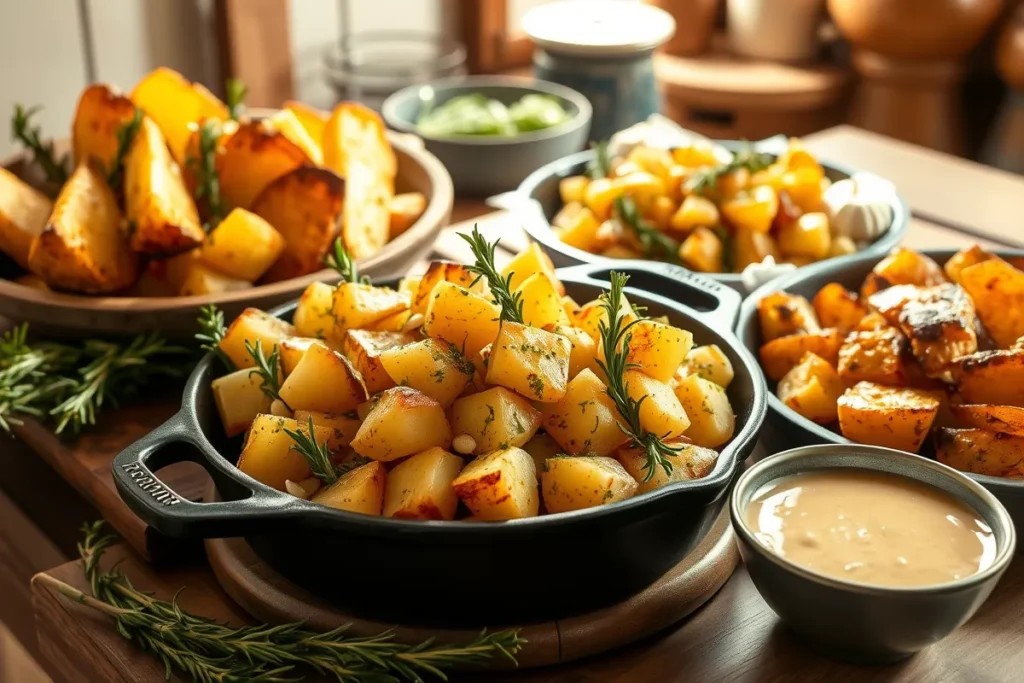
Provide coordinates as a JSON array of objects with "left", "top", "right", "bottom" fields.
[
  {"left": 837, "top": 382, "right": 940, "bottom": 453},
  {"left": 238, "top": 414, "right": 333, "bottom": 491},
  {"left": 199, "top": 208, "right": 285, "bottom": 281},
  {"left": 777, "top": 352, "right": 844, "bottom": 424},
  {"left": 218, "top": 307, "right": 296, "bottom": 370},
  {"left": 616, "top": 441, "right": 719, "bottom": 494},
  {"left": 486, "top": 322, "right": 572, "bottom": 402},
  {"left": 279, "top": 341, "right": 368, "bottom": 414},
  {"left": 27, "top": 164, "right": 139, "bottom": 293},
  {"left": 252, "top": 167, "right": 344, "bottom": 283},
  {"left": 350, "top": 386, "right": 451, "bottom": 461},
  {"left": 452, "top": 447, "right": 539, "bottom": 520},
  {"left": 959, "top": 260, "right": 1024, "bottom": 349},
  {"left": 219, "top": 118, "right": 314, "bottom": 211},
  {"left": 951, "top": 349, "right": 1024, "bottom": 407},
  {"left": 389, "top": 192, "right": 427, "bottom": 239},
  {"left": 518, "top": 272, "right": 571, "bottom": 328},
  {"left": 211, "top": 367, "right": 273, "bottom": 437},
  {"left": 0, "top": 167, "right": 52, "bottom": 269},
  {"left": 837, "top": 327, "right": 909, "bottom": 387},
  {"left": 935, "top": 428, "right": 1024, "bottom": 477},
  {"left": 131, "top": 67, "right": 228, "bottom": 164},
  {"left": 264, "top": 109, "right": 322, "bottom": 165},
  {"left": 757, "top": 292, "right": 820, "bottom": 342},
  {"left": 449, "top": 387, "right": 542, "bottom": 454},
  {"left": 540, "top": 368, "right": 629, "bottom": 457},
  {"left": 423, "top": 282, "right": 501, "bottom": 359},
  {"left": 948, "top": 404, "right": 1024, "bottom": 437},
  {"left": 502, "top": 242, "right": 563, "bottom": 294},
  {"left": 293, "top": 409, "right": 361, "bottom": 450},
  {"left": 412, "top": 261, "right": 482, "bottom": 315},
  {"left": 542, "top": 456, "right": 638, "bottom": 514},
  {"left": 71, "top": 84, "right": 138, "bottom": 169},
  {"left": 378, "top": 338, "right": 475, "bottom": 407},
  {"left": 313, "top": 461, "right": 386, "bottom": 515},
  {"left": 341, "top": 329, "right": 415, "bottom": 393},
  {"left": 760, "top": 328, "right": 842, "bottom": 382},
  {"left": 812, "top": 283, "right": 868, "bottom": 334},
  {"left": 383, "top": 448, "right": 462, "bottom": 520},
  {"left": 675, "top": 374, "right": 736, "bottom": 447},
  {"left": 279, "top": 337, "right": 320, "bottom": 375},
  {"left": 679, "top": 344, "right": 735, "bottom": 388},
  {"left": 283, "top": 100, "right": 328, "bottom": 151},
  {"left": 860, "top": 248, "right": 946, "bottom": 298}
]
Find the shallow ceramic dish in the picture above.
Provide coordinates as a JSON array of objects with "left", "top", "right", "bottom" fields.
[
  {"left": 732, "top": 444, "right": 1015, "bottom": 663},
  {"left": 735, "top": 248, "right": 1024, "bottom": 531},
  {"left": 381, "top": 75, "right": 592, "bottom": 196},
  {"left": 0, "top": 132, "right": 453, "bottom": 339},
  {"left": 516, "top": 141, "right": 910, "bottom": 292},
  {"left": 113, "top": 261, "right": 766, "bottom": 626}
]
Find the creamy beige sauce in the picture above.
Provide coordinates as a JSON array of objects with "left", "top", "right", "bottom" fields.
[{"left": 746, "top": 470, "right": 996, "bottom": 588}]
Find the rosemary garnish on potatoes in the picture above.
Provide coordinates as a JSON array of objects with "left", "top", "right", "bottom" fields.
[
  {"left": 105, "top": 107, "right": 143, "bottom": 191},
  {"left": 597, "top": 272, "right": 684, "bottom": 482},
  {"left": 10, "top": 104, "right": 69, "bottom": 184},
  {"left": 324, "top": 237, "right": 370, "bottom": 284},
  {"left": 688, "top": 142, "right": 772, "bottom": 195},
  {"left": 36, "top": 522, "right": 524, "bottom": 683},
  {"left": 190, "top": 119, "right": 227, "bottom": 231},
  {"left": 614, "top": 196, "right": 680, "bottom": 261},
  {"left": 588, "top": 140, "right": 612, "bottom": 179},
  {"left": 460, "top": 226, "right": 525, "bottom": 324},
  {"left": 195, "top": 304, "right": 234, "bottom": 371},
  {"left": 225, "top": 78, "right": 248, "bottom": 121},
  {"left": 286, "top": 416, "right": 338, "bottom": 484},
  {"left": 245, "top": 340, "right": 289, "bottom": 410}
]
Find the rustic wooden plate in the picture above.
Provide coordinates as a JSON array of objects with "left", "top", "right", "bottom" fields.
[{"left": 0, "top": 132, "right": 453, "bottom": 339}]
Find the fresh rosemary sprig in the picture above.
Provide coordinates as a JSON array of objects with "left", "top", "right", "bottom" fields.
[
  {"left": 286, "top": 416, "right": 338, "bottom": 485},
  {"left": 324, "top": 237, "right": 370, "bottom": 284},
  {"left": 105, "top": 107, "right": 143, "bottom": 191},
  {"left": 459, "top": 226, "right": 524, "bottom": 325},
  {"left": 596, "top": 272, "right": 684, "bottom": 482},
  {"left": 225, "top": 78, "right": 248, "bottom": 121},
  {"left": 0, "top": 325, "right": 78, "bottom": 431},
  {"left": 246, "top": 340, "right": 288, "bottom": 409},
  {"left": 687, "top": 142, "right": 772, "bottom": 196},
  {"left": 614, "top": 196, "right": 680, "bottom": 261},
  {"left": 188, "top": 119, "right": 227, "bottom": 231},
  {"left": 588, "top": 140, "right": 611, "bottom": 179},
  {"left": 36, "top": 522, "right": 524, "bottom": 683},
  {"left": 195, "top": 304, "right": 234, "bottom": 371},
  {"left": 10, "top": 104, "right": 69, "bottom": 184}
]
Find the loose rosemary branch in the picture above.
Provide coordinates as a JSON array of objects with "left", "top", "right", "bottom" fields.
[
  {"left": 105, "top": 107, "right": 144, "bottom": 191},
  {"left": 325, "top": 237, "right": 370, "bottom": 284},
  {"left": 614, "top": 196, "right": 680, "bottom": 261},
  {"left": 286, "top": 416, "right": 339, "bottom": 485},
  {"left": 459, "top": 226, "right": 524, "bottom": 325},
  {"left": 38, "top": 522, "right": 523, "bottom": 683},
  {"left": 225, "top": 78, "right": 248, "bottom": 121},
  {"left": 246, "top": 340, "right": 289, "bottom": 409},
  {"left": 596, "top": 273, "right": 683, "bottom": 482},
  {"left": 10, "top": 104, "right": 69, "bottom": 184},
  {"left": 188, "top": 119, "right": 227, "bottom": 231},
  {"left": 687, "top": 142, "right": 772, "bottom": 196},
  {"left": 195, "top": 304, "right": 235, "bottom": 371}
]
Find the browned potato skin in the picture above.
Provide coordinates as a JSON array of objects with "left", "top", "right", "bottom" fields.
[
  {"left": 959, "top": 260, "right": 1024, "bottom": 349},
  {"left": 218, "top": 119, "right": 314, "bottom": 211},
  {"left": 412, "top": 261, "right": 480, "bottom": 315},
  {"left": 759, "top": 328, "right": 842, "bottom": 381},
  {"left": 859, "top": 248, "right": 946, "bottom": 299},
  {"left": 757, "top": 292, "right": 820, "bottom": 342},
  {"left": 812, "top": 283, "right": 867, "bottom": 334},
  {"left": 0, "top": 168, "right": 52, "bottom": 269},
  {"left": 27, "top": 164, "right": 139, "bottom": 293},
  {"left": 944, "top": 245, "right": 1000, "bottom": 285},
  {"left": 252, "top": 167, "right": 344, "bottom": 283},
  {"left": 949, "top": 404, "right": 1024, "bottom": 437},
  {"left": 887, "top": 283, "right": 978, "bottom": 379},
  {"left": 936, "top": 428, "right": 1024, "bottom": 478},
  {"left": 837, "top": 327, "right": 909, "bottom": 387},
  {"left": 837, "top": 381, "right": 940, "bottom": 453},
  {"left": 71, "top": 84, "right": 137, "bottom": 169},
  {"left": 951, "top": 348, "right": 1024, "bottom": 408},
  {"left": 341, "top": 329, "right": 416, "bottom": 394}
]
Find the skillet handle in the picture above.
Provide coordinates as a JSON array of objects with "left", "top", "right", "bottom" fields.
[
  {"left": 112, "top": 411, "right": 301, "bottom": 539},
  {"left": 557, "top": 260, "right": 743, "bottom": 332}
]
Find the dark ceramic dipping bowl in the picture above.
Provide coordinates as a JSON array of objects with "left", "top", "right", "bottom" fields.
[
  {"left": 732, "top": 444, "right": 1016, "bottom": 664},
  {"left": 735, "top": 248, "right": 1024, "bottom": 532},
  {"left": 382, "top": 75, "right": 592, "bottom": 196},
  {"left": 113, "top": 262, "right": 766, "bottom": 627}
]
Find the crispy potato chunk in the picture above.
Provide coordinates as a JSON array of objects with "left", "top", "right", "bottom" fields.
[
  {"left": 624, "top": 370, "right": 690, "bottom": 438},
  {"left": 778, "top": 352, "right": 844, "bottom": 424},
  {"left": 332, "top": 282, "right": 411, "bottom": 331},
  {"left": 617, "top": 441, "right": 719, "bottom": 494},
  {"left": 383, "top": 448, "right": 462, "bottom": 520},
  {"left": 837, "top": 327, "right": 909, "bottom": 387},
  {"left": 0, "top": 168, "right": 51, "bottom": 269},
  {"left": 424, "top": 282, "right": 501, "bottom": 359},
  {"left": 501, "top": 243, "right": 563, "bottom": 294},
  {"left": 624, "top": 320, "right": 693, "bottom": 383},
  {"left": 341, "top": 329, "right": 415, "bottom": 393},
  {"left": 283, "top": 100, "right": 327, "bottom": 152},
  {"left": 542, "top": 456, "right": 638, "bottom": 513},
  {"left": 379, "top": 338, "right": 475, "bottom": 407},
  {"left": 264, "top": 109, "right": 323, "bottom": 165},
  {"left": 293, "top": 282, "right": 338, "bottom": 341},
  {"left": 837, "top": 382, "right": 940, "bottom": 453},
  {"left": 131, "top": 67, "right": 227, "bottom": 163},
  {"left": 200, "top": 208, "right": 285, "bottom": 281},
  {"left": 218, "top": 308, "right": 296, "bottom": 370},
  {"left": 486, "top": 322, "right": 572, "bottom": 402},
  {"left": 951, "top": 349, "right": 1024, "bottom": 407},
  {"left": 540, "top": 368, "right": 629, "bottom": 456},
  {"left": 894, "top": 284, "right": 978, "bottom": 378},
  {"left": 812, "top": 283, "right": 868, "bottom": 334},
  {"left": 279, "top": 337, "right": 320, "bottom": 375},
  {"left": 757, "top": 292, "right": 821, "bottom": 342},
  {"left": 313, "top": 461, "right": 386, "bottom": 515},
  {"left": 679, "top": 344, "right": 735, "bottom": 387},
  {"left": 679, "top": 227, "right": 725, "bottom": 273},
  {"left": 959, "top": 260, "right": 1024, "bottom": 349},
  {"left": 389, "top": 192, "right": 427, "bottom": 239},
  {"left": 411, "top": 261, "right": 482, "bottom": 315},
  {"left": 948, "top": 404, "right": 1024, "bottom": 437},
  {"left": 219, "top": 118, "right": 314, "bottom": 211},
  {"left": 450, "top": 387, "right": 541, "bottom": 454},
  {"left": 860, "top": 248, "right": 946, "bottom": 298},
  {"left": 452, "top": 447, "right": 539, "bottom": 520},
  {"left": 675, "top": 374, "right": 735, "bottom": 447},
  {"left": 944, "top": 245, "right": 1000, "bottom": 285},
  {"left": 211, "top": 367, "right": 272, "bottom": 437},
  {"left": 522, "top": 433, "right": 562, "bottom": 477},
  {"left": 936, "top": 428, "right": 1024, "bottom": 477},
  {"left": 351, "top": 387, "right": 451, "bottom": 461},
  {"left": 518, "top": 273, "right": 570, "bottom": 328},
  {"left": 178, "top": 261, "right": 251, "bottom": 296},
  {"left": 572, "top": 296, "right": 638, "bottom": 343},
  {"left": 550, "top": 325, "right": 597, "bottom": 380},
  {"left": 72, "top": 84, "right": 138, "bottom": 169},
  {"left": 238, "top": 415, "right": 332, "bottom": 491},
  {"left": 293, "top": 410, "right": 361, "bottom": 450},
  {"left": 760, "top": 328, "right": 842, "bottom": 381},
  {"left": 279, "top": 341, "right": 368, "bottom": 414}
]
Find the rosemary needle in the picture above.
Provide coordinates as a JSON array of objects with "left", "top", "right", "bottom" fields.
[
  {"left": 325, "top": 237, "right": 370, "bottom": 284},
  {"left": 195, "top": 304, "right": 234, "bottom": 371},
  {"left": 459, "top": 226, "right": 525, "bottom": 324},
  {"left": 246, "top": 340, "right": 289, "bottom": 409},
  {"left": 286, "top": 416, "right": 338, "bottom": 485},
  {"left": 10, "top": 104, "right": 69, "bottom": 184}
]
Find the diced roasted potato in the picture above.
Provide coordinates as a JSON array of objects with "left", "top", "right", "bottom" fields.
[
  {"left": 131, "top": 67, "right": 228, "bottom": 163},
  {"left": 332, "top": 282, "right": 411, "bottom": 330},
  {"left": 721, "top": 185, "right": 778, "bottom": 233},
  {"left": 550, "top": 325, "right": 597, "bottom": 380},
  {"left": 542, "top": 456, "right": 638, "bottom": 514},
  {"left": 732, "top": 227, "right": 780, "bottom": 271},
  {"left": 423, "top": 282, "right": 501, "bottom": 359},
  {"left": 675, "top": 374, "right": 735, "bottom": 447},
  {"left": 452, "top": 447, "right": 539, "bottom": 520},
  {"left": 341, "top": 329, "right": 414, "bottom": 393},
  {"left": 812, "top": 283, "right": 868, "bottom": 334},
  {"left": 517, "top": 273, "right": 570, "bottom": 328},
  {"left": 350, "top": 386, "right": 451, "bottom": 461},
  {"left": 951, "top": 349, "right": 1024, "bottom": 407},
  {"left": 669, "top": 195, "right": 719, "bottom": 234},
  {"left": 0, "top": 167, "right": 52, "bottom": 269},
  {"left": 293, "top": 282, "right": 338, "bottom": 341},
  {"left": 860, "top": 248, "right": 946, "bottom": 298},
  {"left": 178, "top": 261, "right": 251, "bottom": 296},
  {"left": 948, "top": 404, "right": 1024, "bottom": 437},
  {"left": 252, "top": 167, "right": 344, "bottom": 283},
  {"left": 522, "top": 433, "right": 562, "bottom": 477},
  {"left": 211, "top": 367, "right": 272, "bottom": 437},
  {"left": 959, "top": 260, "right": 1024, "bottom": 349},
  {"left": 944, "top": 245, "right": 1000, "bottom": 285},
  {"left": 854, "top": 311, "right": 889, "bottom": 331},
  {"left": 777, "top": 352, "right": 844, "bottom": 424},
  {"left": 501, "top": 243, "right": 563, "bottom": 294},
  {"left": 555, "top": 205, "right": 608, "bottom": 252},
  {"left": 760, "top": 328, "right": 842, "bottom": 381},
  {"left": 778, "top": 212, "right": 830, "bottom": 260},
  {"left": 936, "top": 428, "right": 1024, "bottom": 477},
  {"left": 238, "top": 414, "right": 333, "bottom": 491},
  {"left": 279, "top": 341, "right": 368, "bottom": 414},
  {"left": 486, "top": 322, "right": 572, "bottom": 402},
  {"left": 572, "top": 295, "right": 637, "bottom": 346},
  {"left": 679, "top": 344, "right": 735, "bottom": 388},
  {"left": 891, "top": 283, "right": 978, "bottom": 378},
  {"left": 757, "top": 292, "right": 821, "bottom": 342},
  {"left": 541, "top": 368, "right": 629, "bottom": 456},
  {"left": 200, "top": 208, "right": 285, "bottom": 281},
  {"left": 837, "top": 327, "right": 908, "bottom": 387},
  {"left": 679, "top": 227, "right": 724, "bottom": 273},
  {"left": 219, "top": 118, "right": 314, "bottom": 211},
  {"left": 837, "top": 382, "right": 940, "bottom": 453},
  {"left": 450, "top": 387, "right": 542, "bottom": 454},
  {"left": 412, "top": 261, "right": 481, "bottom": 315},
  {"left": 624, "top": 370, "right": 691, "bottom": 438},
  {"left": 27, "top": 164, "right": 139, "bottom": 293},
  {"left": 71, "top": 84, "right": 138, "bottom": 169},
  {"left": 264, "top": 109, "right": 323, "bottom": 165},
  {"left": 312, "top": 461, "right": 386, "bottom": 515},
  {"left": 389, "top": 192, "right": 427, "bottom": 239},
  {"left": 218, "top": 307, "right": 296, "bottom": 369},
  {"left": 283, "top": 100, "right": 327, "bottom": 153},
  {"left": 383, "top": 448, "right": 462, "bottom": 520},
  {"left": 293, "top": 409, "right": 361, "bottom": 450},
  {"left": 379, "top": 338, "right": 475, "bottom": 407},
  {"left": 617, "top": 441, "right": 719, "bottom": 494},
  {"left": 559, "top": 175, "right": 589, "bottom": 204}
]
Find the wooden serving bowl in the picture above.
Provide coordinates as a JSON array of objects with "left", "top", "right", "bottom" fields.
[{"left": 0, "top": 132, "right": 453, "bottom": 339}]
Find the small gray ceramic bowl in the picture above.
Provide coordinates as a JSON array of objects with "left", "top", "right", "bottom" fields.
[
  {"left": 382, "top": 75, "right": 592, "bottom": 196},
  {"left": 732, "top": 444, "right": 1016, "bottom": 664}
]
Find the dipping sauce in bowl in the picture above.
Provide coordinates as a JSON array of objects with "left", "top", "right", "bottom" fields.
[{"left": 746, "top": 470, "right": 998, "bottom": 588}]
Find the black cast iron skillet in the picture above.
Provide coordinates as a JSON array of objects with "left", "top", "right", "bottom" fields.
[
  {"left": 735, "top": 248, "right": 1024, "bottom": 533},
  {"left": 113, "top": 262, "right": 766, "bottom": 626}
]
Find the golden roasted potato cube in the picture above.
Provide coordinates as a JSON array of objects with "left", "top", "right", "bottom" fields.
[
  {"left": 522, "top": 433, "right": 563, "bottom": 476},
  {"left": 131, "top": 67, "right": 227, "bottom": 163},
  {"left": 891, "top": 283, "right": 978, "bottom": 378},
  {"left": 382, "top": 448, "right": 462, "bottom": 520},
  {"left": 838, "top": 382, "right": 940, "bottom": 452},
  {"left": 812, "top": 283, "right": 868, "bottom": 334},
  {"left": 572, "top": 295, "right": 638, "bottom": 344},
  {"left": 293, "top": 409, "right": 360, "bottom": 450},
  {"left": 450, "top": 387, "right": 542, "bottom": 454},
  {"left": 553, "top": 201, "right": 585, "bottom": 230},
  {"left": 341, "top": 329, "right": 415, "bottom": 394},
  {"left": 178, "top": 261, "right": 251, "bottom": 297},
  {"left": 679, "top": 227, "right": 724, "bottom": 273},
  {"left": 675, "top": 375, "right": 735, "bottom": 447},
  {"left": 0, "top": 168, "right": 51, "bottom": 269},
  {"left": 550, "top": 324, "right": 597, "bottom": 380},
  {"left": 200, "top": 208, "right": 285, "bottom": 281},
  {"left": 947, "top": 404, "right": 1024, "bottom": 437},
  {"left": 837, "top": 327, "right": 909, "bottom": 386},
  {"left": 951, "top": 349, "right": 1024, "bottom": 407},
  {"left": 624, "top": 370, "right": 690, "bottom": 438},
  {"left": 486, "top": 322, "right": 572, "bottom": 402},
  {"left": 518, "top": 273, "right": 570, "bottom": 328},
  {"left": 332, "top": 282, "right": 411, "bottom": 331},
  {"left": 72, "top": 84, "right": 138, "bottom": 169},
  {"left": 312, "top": 461, "right": 386, "bottom": 515},
  {"left": 542, "top": 456, "right": 638, "bottom": 514},
  {"left": 264, "top": 109, "right": 323, "bottom": 165},
  {"left": 760, "top": 329, "right": 843, "bottom": 382},
  {"left": 622, "top": 319, "right": 694, "bottom": 383},
  {"left": 721, "top": 185, "right": 778, "bottom": 233},
  {"left": 279, "top": 342, "right": 368, "bottom": 414},
  {"left": 860, "top": 248, "right": 946, "bottom": 299},
  {"left": 557, "top": 205, "right": 611, "bottom": 253},
  {"left": 757, "top": 291, "right": 821, "bottom": 342},
  {"left": 777, "top": 352, "right": 844, "bottom": 424},
  {"left": 283, "top": 100, "right": 327, "bottom": 152},
  {"left": 293, "top": 282, "right": 338, "bottom": 341},
  {"left": 959, "top": 260, "right": 1024, "bottom": 349},
  {"left": 648, "top": 195, "right": 677, "bottom": 232},
  {"left": 389, "top": 192, "right": 427, "bottom": 239},
  {"left": 452, "top": 447, "right": 539, "bottom": 520},
  {"left": 778, "top": 212, "right": 830, "bottom": 260},
  {"left": 669, "top": 195, "right": 719, "bottom": 234},
  {"left": 541, "top": 368, "right": 629, "bottom": 456},
  {"left": 219, "top": 308, "right": 296, "bottom": 370},
  {"left": 854, "top": 312, "right": 889, "bottom": 332},
  {"left": 412, "top": 261, "right": 482, "bottom": 315},
  {"left": 680, "top": 344, "right": 735, "bottom": 387},
  {"left": 936, "top": 428, "right": 1024, "bottom": 477},
  {"left": 212, "top": 367, "right": 273, "bottom": 437},
  {"left": 559, "top": 175, "right": 590, "bottom": 204},
  {"left": 583, "top": 177, "right": 619, "bottom": 221},
  {"left": 219, "top": 119, "right": 314, "bottom": 210},
  {"left": 238, "top": 414, "right": 333, "bottom": 491},
  {"left": 732, "top": 227, "right": 781, "bottom": 271},
  {"left": 351, "top": 387, "right": 451, "bottom": 461},
  {"left": 944, "top": 245, "right": 1000, "bottom": 285},
  {"left": 501, "top": 242, "right": 563, "bottom": 294},
  {"left": 780, "top": 167, "right": 825, "bottom": 213},
  {"left": 617, "top": 441, "right": 719, "bottom": 494},
  {"left": 378, "top": 338, "right": 475, "bottom": 407},
  {"left": 27, "top": 164, "right": 139, "bottom": 294},
  {"left": 423, "top": 281, "right": 501, "bottom": 359}
]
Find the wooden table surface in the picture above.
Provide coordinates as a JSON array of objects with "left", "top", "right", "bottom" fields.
[{"left": 5, "top": 126, "right": 1024, "bottom": 683}]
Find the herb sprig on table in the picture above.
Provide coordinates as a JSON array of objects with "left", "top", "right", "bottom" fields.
[
  {"left": 36, "top": 522, "right": 524, "bottom": 683},
  {"left": 10, "top": 104, "right": 69, "bottom": 184},
  {"left": 460, "top": 226, "right": 524, "bottom": 324}
]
